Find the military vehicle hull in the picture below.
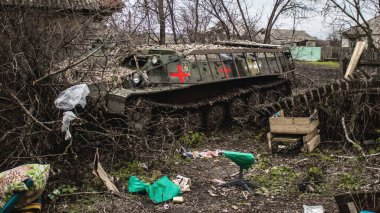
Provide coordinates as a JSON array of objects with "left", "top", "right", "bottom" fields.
[{"left": 104, "top": 41, "right": 296, "bottom": 131}]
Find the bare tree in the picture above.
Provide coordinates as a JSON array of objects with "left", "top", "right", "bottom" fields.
[
  {"left": 237, "top": 0, "right": 253, "bottom": 41},
  {"left": 158, "top": 0, "right": 166, "bottom": 44},
  {"left": 219, "top": 0, "right": 241, "bottom": 39},
  {"left": 325, "top": 0, "right": 378, "bottom": 50},
  {"left": 167, "top": 0, "right": 177, "bottom": 44},
  {"left": 263, "top": 0, "right": 311, "bottom": 44}
]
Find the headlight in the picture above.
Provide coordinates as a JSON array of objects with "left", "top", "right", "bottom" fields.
[
  {"left": 132, "top": 73, "right": 141, "bottom": 85},
  {"left": 151, "top": 55, "right": 160, "bottom": 65}
]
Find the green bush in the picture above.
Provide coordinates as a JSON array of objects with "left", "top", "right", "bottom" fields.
[{"left": 179, "top": 131, "right": 206, "bottom": 148}]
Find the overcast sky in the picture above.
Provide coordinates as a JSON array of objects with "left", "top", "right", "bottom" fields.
[
  {"left": 252, "top": 0, "right": 330, "bottom": 39},
  {"left": 252, "top": 0, "right": 377, "bottom": 40}
]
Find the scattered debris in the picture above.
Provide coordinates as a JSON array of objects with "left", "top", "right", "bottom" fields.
[
  {"left": 163, "top": 204, "right": 170, "bottom": 210},
  {"left": 92, "top": 149, "right": 119, "bottom": 193},
  {"left": 172, "top": 175, "right": 191, "bottom": 192},
  {"left": 138, "top": 162, "right": 149, "bottom": 170},
  {"left": 303, "top": 205, "right": 324, "bottom": 213},
  {"left": 182, "top": 149, "right": 224, "bottom": 159},
  {"left": 172, "top": 196, "right": 184, "bottom": 204},
  {"left": 231, "top": 205, "right": 239, "bottom": 210},
  {"left": 212, "top": 179, "right": 226, "bottom": 185},
  {"left": 208, "top": 189, "right": 219, "bottom": 197}
]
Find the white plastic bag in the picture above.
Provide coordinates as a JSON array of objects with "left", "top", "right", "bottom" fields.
[
  {"left": 62, "top": 111, "right": 77, "bottom": 140},
  {"left": 303, "top": 205, "right": 324, "bottom": 213},
  {"left": 54, "top": 84, "right": 90, "bottom": 110}
]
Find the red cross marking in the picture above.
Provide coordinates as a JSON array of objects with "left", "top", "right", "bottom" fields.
[
  {"left": 169, "top": 64, "right": 190, "bottom": 83},
  {"left": 218, "top": 63, "right": 231, "bottom": 78}
]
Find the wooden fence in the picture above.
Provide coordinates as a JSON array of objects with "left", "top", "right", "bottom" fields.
[{"left": 321, "top": 47, "right": 380, "bottom": 62}]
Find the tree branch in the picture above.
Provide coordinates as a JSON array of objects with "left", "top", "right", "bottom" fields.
[
  {"left": 33, "top": 45, "right": 104, "bottom": 85},
  {"left": 10, "top": 92, "right": 52, "bottom": 131}
]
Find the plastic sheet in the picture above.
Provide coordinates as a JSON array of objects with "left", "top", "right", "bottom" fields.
[
  {"left": 54, "top": 84, "right": 90, "bottom": 110},
  {"left": 128, "top": 176, "right": 181, "bottom": 203},
  {"left": 128, "top": 176, "right": 150, "bottom": 193},
  {"left": 303, "top": 205, "right": 324, "bottom": 213},
  {"left": 146, "top": 176, "right": 181, "bottom": 203},
  {"left": 61, "top": 111, "right": 77, "bottom": 140}
]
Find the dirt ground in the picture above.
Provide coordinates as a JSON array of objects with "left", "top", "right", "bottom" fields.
[{"left": 45, "top": 64, "right": 380, "bottom": 213}]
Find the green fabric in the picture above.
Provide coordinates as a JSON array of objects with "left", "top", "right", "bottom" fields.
[
  {"left": 128, "top": 176, "right": 150, "bottom": 193},
  {"left": 223, "top": 151, "right": 255, "bottom": 169},
  {"left": 128, "top": 176, "right": 181, "bottom": 203},
  {"left": 146, "top": 176, "right": 181, "bottom": 203}
]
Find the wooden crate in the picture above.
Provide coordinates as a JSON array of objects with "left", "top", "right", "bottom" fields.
[
  {"left": 269, "top": 111, "right": 319, "bottom": 135},
  {"left": 267, "top": 132, "right": 320, "bottom": 153},
  {"left": 267, "top": 110, "right": 321, "bottom": 153}
]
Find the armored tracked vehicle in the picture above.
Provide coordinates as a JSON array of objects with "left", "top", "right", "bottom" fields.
[{"left": 106, "top": 41, "right": 296, "bottom": 130}]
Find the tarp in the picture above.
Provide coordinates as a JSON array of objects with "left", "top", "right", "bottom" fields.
[{"left": 128, "top": 176, "right": 181, "bottom": 203}]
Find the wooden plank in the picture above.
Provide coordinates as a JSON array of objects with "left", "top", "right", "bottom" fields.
[
  {"left": 270, "top": 119, "right": 319, "bottom": 134},
  {"left": 269, "top": 117, "right": 313, "bottom": 125},
  {"left": 267, "top": 132, "right": 272, "bottom": 150},
  {"left": 272, "top": 137, "right": 301, "bottom": 143},
  {"left": 344, "top": 41, "right": 366, "bottom": 78},
  {"left": 269, "top": 117, "right": 294, "bottom": 125},
  {"left": 303, "top": 134, "right": 320, "bottom": 153},
  {"left": 293, "top": 117, "right": 311, "bottom": 125},
  {"left": 302, "top": 127, "right": 319, "bottom": 142}
]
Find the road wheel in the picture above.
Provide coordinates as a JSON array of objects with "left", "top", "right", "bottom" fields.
[
  {"left": 205, "top": 104, "right": 226, "bottom": 131},
  {"left": 247, "top": 92, "right": 263, "bottom": 111},
  {"left": 228, "top": 97, "right": 246, "bottom": 119},
  {"left": 184, "top": 111, "right": 203, "bottom": 131}
]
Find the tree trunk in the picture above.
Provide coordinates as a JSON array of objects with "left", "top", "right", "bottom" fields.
[
  {"left": 158, "top": 0, "right": 165, "bottom": 45},
  {"left": 194, "top": 0, "right": 199, "bottom": 42},
  {"left": 167, "top": 0, "right": 177, "bottom": 44}
]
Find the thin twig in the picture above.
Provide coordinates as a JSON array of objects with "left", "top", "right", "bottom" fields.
[
  {"left": 294, "top": 73, "right": 316, "bottom": 83},
  {"left": 365, "top": 166, "right": 380, "bottom": 171},
  {"left": 33, "top": 45, "right": 103, "bottom": 85},
  {"left": 341, "top": 117, "right": 364, "bottom": 156},
  {"left": 10, "top": 92, "right": 52, "bottom": 131},
  {"left": 58, "top": 191, "right": 107, "bottom": 197}
]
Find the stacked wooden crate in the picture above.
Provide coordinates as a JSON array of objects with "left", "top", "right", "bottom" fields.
[{"left": 267, "top": 110, "right": 320, "bottom": 154}]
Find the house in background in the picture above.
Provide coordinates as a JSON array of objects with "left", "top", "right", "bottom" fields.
[
  {"left": 257, "top": 28, "right": 317, "bottom": 47},
  {"left": 341, "top": 16, "right": 380, "bottom": 48}
]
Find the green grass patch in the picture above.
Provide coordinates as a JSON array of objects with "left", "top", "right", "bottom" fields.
[
  {"left": 299, "top": 61, "right": 340, "bottom": 69},
  {"left": 250, "top": 165, "right": 302, "bottom": 195}
]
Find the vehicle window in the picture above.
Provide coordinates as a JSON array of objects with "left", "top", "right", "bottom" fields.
[
  {"left": 257, "top": 53, "right": 270, "bottom": 74},
  {"left": 267, "top": 53, "right": 281, "bottom": 73}
]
